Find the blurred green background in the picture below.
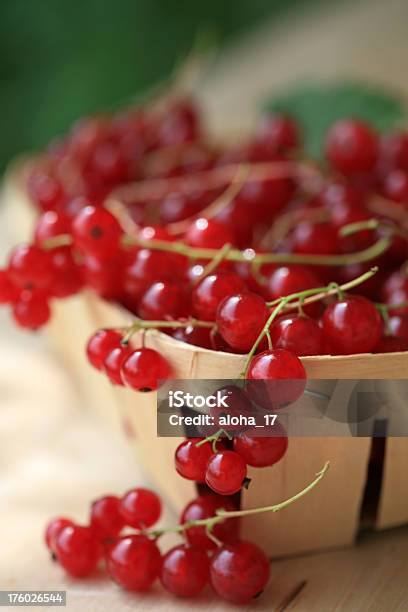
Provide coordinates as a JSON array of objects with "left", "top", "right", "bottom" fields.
[{"left": 0, "top": 0, "right": 323, "bottom": 172}]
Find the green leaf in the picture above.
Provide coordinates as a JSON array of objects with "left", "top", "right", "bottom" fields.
[{"left": 263, "top": 82, "right": 407, "bottom": 158}]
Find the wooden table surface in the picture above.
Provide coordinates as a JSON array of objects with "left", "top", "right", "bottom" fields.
[{"left": 2, "top": 0, "right": 408, "bottom": 610}]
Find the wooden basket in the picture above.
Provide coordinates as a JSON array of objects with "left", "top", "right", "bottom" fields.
[{"left": 4, "top": 162, "right": 408, "bottom": 558}]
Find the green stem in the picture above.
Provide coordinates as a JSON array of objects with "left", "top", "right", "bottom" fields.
[
  {"left": 196, "top": 428, "right": 232, "bottom": 453},
  {"left": 120, "top": 317, "right": 215, "bottom": 345},
  {"left": 148, "top": 462, "right": 329, "bottom": 539},
  {"left": 193, "top": 243, "right": 233, "bottom": 284},
  {"left": 123, "top": 235, "right": 390, "bottom": 267}
]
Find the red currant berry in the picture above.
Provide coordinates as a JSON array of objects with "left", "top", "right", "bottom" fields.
[
  {"left": 139, "top": 280, "right": 190, "bottom": 320},
  {"left": 160, "top": 190, "right": 210, "bottom": 224},
  {"left": 380, "top": 131, "right": 408, "bottom": 171},
  {"left": 205, "top": 450, "right": 247, "bottom": 495},
  {"left": 234, "top": 426, "right": 288, "bottom": 467},
  {"left": 160, "top": 544, "right": 209, "bottom": 598},
  {"left": 246, "top": 348, "right": 307, "bottom": 408},
  {"left": 185, "top": 218, "right": 234, "bottom": 249},
  {"left": 382, "top": 169, "right": 408, "bottom": 206},
  {"left": 72, "top": 206, "right": 122, "bottom": 258},
  {"left": 27, "top": 169, "right": 65, "bottom": 211},
  {"left": 86, "top": 329, "right": 123, "bottom": 370},
  {"left": 254, "top": 113, "right": 300, "bottom": 152},
  {"left": 270, "top": 314, "right": 324, "bottom": 356},
  {"left": 47, "top": 246, "right": 83, "bottom": 297},
  {"left": 8, "top": 244, "right": 53, "bottom": 291},
  {"left": 175, "top": 438, "right": 214, "bottom": 483},
  {"left": 180, "top": 494, "right": 239, "bottom": 551},
  {"left": 90, "top": 495, "right": 125, "bottom": 539},
  {"left": 265, "top": 266, "right": 323, "bottom": 317},
  {"left": 325, "top": 119, "right": 378, "bottom": 175},
  {"left": 55, "top": 524, "right": 101, "bottom": 577},
  {"left": 210, "top": 540, "right": 270, "bottom": 604},
  {"left": 124, "top": 248, "right": 186, "bottom": 302},
  {"left": 192, "top": 272, "right": 246, "bottom": 321},
  {"left": 106, "top": 534, "right": 161, "bottom": 591},
  {"left": 172, "top": 325, "right": 213, "bottom": 349},
  {"left": 155, "top": 98, "right": 200, "bottom": 147},
  {"left": 45, "top": 517, "right": 73, "bottom": 553},
  {"left": 375, "top": 336, "right": 408, "bottom": 353},
  {"left": 103, "top": 345, "right": 132, "bottom": 385},
  {"left": 322, "top": 295, "right": 383, "bottom": 354},
  {"left": 82, "top": 252, "right": 124, "bottom": 300},
  {"left": 291, "top": 221, "right": 339, "bottom": 255},
  {"left": 120, "top": 488, "right": 161, "bottom": 529},
  {"left": 12, "top": 291, "right": 51, "bottom": 329},
  {"left": 0, "top": 269, "right": 18, "bottom": 304},
  {"left": 34, "top": 211, "right": 71, "bottom": 244},
  {"left": 388, "top": 314, "right": 408, "bottom": 341},
  {"left": 216, "top": 292, "right": 269, "bottom": 352},
  {"left": 121, "top": 348, "right": 171, "bottom": 391}
]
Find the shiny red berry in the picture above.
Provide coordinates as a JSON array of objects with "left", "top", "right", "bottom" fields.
[
  {"left": 210, "top": 540, "right": 270, "bottom": 604},
  {"left": 322, "top": 295, "right": 383, "bottom": 355},
  {"left": 325, "top": 119, "right": 378, "bottom": 175},
  {"left": 8, "top": 244, "right": 53, "bottom": 291},
  {"left": 380, "top": 131, "right": 408, "bottom": 171},
  {"left": 121, "top": 348, "right": 171, "bottom": 391},
  {"left": 90, "top": 495, "right": 125, "bottom": 539},
  {"left": 55, "top": 524, "right": 101, "bottom": 577},
  {"left": 246, "top": 348, "right": 307, "bottom": 408},
  {"left": 34, "top": 211, "right": 71, "bottom": 244},
  {"left": 382, "top": 169, "right": 408, "bottom": 206},
  {"left": 12, "top": 291, "right": 51, "bottom": 329},
  {"left": 0, "top": 269, "right": 18, "bottom": 304},
  {"left": 388, "top": 314, "right": 408, "bottom": 341},
  {"left": 103, "top": 345, "right": 132, "bottom": 385},
  {"left": 375, "top": 336, "right": 408, "bottom": 353},
  {"left": 270, "top": 314, "right": 324, "bottom": 356},
  {"left": 234, "top": 426, "right": 288, "bottom": 467},
  {"left": 160, "top": 544, "right": 209, "bottom": 598},
  {"left": 139, "top": 280, "right": 190, "bottom": 320},
  {"left": 205, "top": 450, "right": 247, "bottom": 495},
  {"left": 120, "top": 488, "right": 161, "bottom": 529},
  {"left": 216, "top": 292, "right": 269, "bottom": 352},
  {"left": 47, "top": 246, "right": 83, "bottom": 297},
  {"left": 254, "top": 113, "right": 300, "bottom": 152},
  {"left": 172, "top": 325, "right": 213, "bottom": 349},
  {"left": 86, "top": 329, "right": 123, "bottom": 370},
  {"left": 45, "top": 517, "right": 73, "bottom": 553},
  {"left": 106, "top": 534, "right": 161, "bottom": 591},
  {"left": 180, "top": 494, "right": 239, "bottom": 551},
  {"left": 192, "top": 272, "right": 246, "bottom": 321},
  {"left": 265, "top": 266, "right": 323, "bottom": 316},
  {"left": 185, "top": 218, "right": 234, "bottom": 249},
  {"left": 175, "top": 438, "right": 214, "bottom": 483},
  {"left": 72, "top": 206, "right": 122, "bottom": 257}
]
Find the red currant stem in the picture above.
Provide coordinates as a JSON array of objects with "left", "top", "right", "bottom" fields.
[
  {"left": 265, "top": 329, "right": 272, "bottom": 350},
  {"left": 147, "top": 462, "right": 329, "bottom": 539},
  {"left": 216, "top": 461, "right": 330, "bottom": 518},
  {"left": 120, "top": 317, "right": 215, "bottom": 345},
  {"left": 41, "top": 235, "right": 73, "bottom": 250},
  {"left": 240, "top": 267, "right": 378, "bottom": 378},
  {"left": 266, "top": 266, "right": 378, "bottom": 310},
  {"left": 166, "top": 164, "right": 250, "bottom": 236},
  {"left": 111, "top": 160, "right": 322, "bottom": 206},
  {"left": 192, "top": 242, "right": 233, "bottom": 285},
  {"left": 123, "top": 234, "right": 391, "bottom": 267},
  {"left": 339, "top": 218, "right": 380, "bottom": 237},
  {"left": 376, "top": 299, "right": 408, "bottom": 312},
  {"left": 376, "top": 303, "right": 390, "bottom": 329},
  {"left": 240, "top": 297, "right": 291, "bottom": 378},
  {"left": 196, "top": 428, "right": 232, "bottom": 453}
]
